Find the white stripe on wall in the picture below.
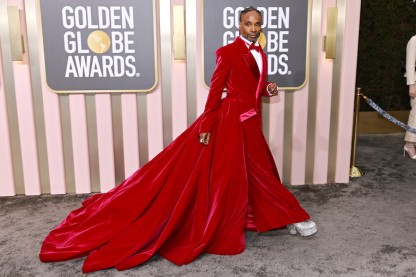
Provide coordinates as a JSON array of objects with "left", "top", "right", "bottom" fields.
[
  {"left": 266, "top": 93, "right": 285, "bottom": 178},
  {"left": 311, "top": 0, "right": 335, "bottom": 184},
  {"left": 0, "top": 54, "right": 15, "bottom": 196},
  {"left": 69, "top": 95, "right": 91, "bottom": 194},
  {"left": 290, "top": 85, "right": 309, "bottom": 185},
  {"left": 334, "top": 0, "right": 361, "bottom": 182},
  {"left": 96, "top": 95, "right": 116, "bottom": 192},
  {"left": 14, "top": 64, "right": 41, "bottom": 195},
  {"left": 121, "top": 94, "right": 140, "bottom": 177}
]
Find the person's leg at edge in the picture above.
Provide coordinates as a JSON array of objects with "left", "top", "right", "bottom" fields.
[{"left": 404, "top": 97, "right": 416, "bottom": 159}]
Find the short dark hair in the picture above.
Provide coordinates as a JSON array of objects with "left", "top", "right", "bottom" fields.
[{"left": 239, "top": 6, "right": 262, "bottom": 22}]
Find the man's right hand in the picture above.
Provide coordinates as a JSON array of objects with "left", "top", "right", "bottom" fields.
[{"left": 199, "top": 133, "right": 211, "bottom": 145}]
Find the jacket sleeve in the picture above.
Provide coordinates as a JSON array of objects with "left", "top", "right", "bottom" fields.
[
  {"left": 199, "top": 47, "right": 231, "bottom": 133},
  {"left": 406, "top": 36, "right": 416, "bottom": 85}
]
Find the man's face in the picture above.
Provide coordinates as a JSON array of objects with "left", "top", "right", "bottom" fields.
[{"left": 239, "top": 11, "right": 262, "bottom": 43}]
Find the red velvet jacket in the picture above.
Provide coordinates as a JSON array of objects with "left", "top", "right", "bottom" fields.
[{"left": 200, "top": 36, "right": 272, "bottom": 133}]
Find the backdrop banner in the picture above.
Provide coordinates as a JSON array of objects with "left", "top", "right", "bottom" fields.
[
  {"left": 39, "top": 0, "right": 157, "bottom": 93},
  {"left": 203, "top": 0, "right": 310, "bottom": 89}
]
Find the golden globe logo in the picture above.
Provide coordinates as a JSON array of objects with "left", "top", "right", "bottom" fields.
[
  {"left": 87, "top": 31, "right": 111, "bottom": 54},
  {"left": 62, "top": 6, "right": 140, "bottom": 78},
  {"left": 257, "top": 32, "right": 267, "bottom": 49}
]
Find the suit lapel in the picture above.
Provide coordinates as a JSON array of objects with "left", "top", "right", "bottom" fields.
[
  {"left": 259, "top": 51, "right": 267, "bottom": 84},
  {"left": 235, "top": 37, "right": 260, "bottom": 81},
  {"left": 255, "top": 51, "right": 268, "bottom": 100}
]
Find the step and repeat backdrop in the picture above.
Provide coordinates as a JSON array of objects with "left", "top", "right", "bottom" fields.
[
  {"left": 39, "top": 0, "right": 157, "bottom": 93},
  {"left": 39, "top": 0, "right": 309, "bottom": 93},
  {"left": 203, "top": 0, "right": 309, "bottom": 89}
]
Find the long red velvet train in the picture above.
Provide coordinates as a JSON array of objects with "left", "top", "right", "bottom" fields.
[{"left": 39, "top": 108, "right": 309, "bottom": 273}]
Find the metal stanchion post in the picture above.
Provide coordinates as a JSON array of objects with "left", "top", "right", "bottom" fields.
[{"left": 350, "top": 87, "right": 365, "bottom": 177}]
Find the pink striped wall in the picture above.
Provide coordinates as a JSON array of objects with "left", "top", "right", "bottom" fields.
[{"left": 0, "top": 0, "right": 361, "bottom": 196}]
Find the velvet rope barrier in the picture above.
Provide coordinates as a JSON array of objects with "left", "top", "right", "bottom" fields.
[
  {"left": 350, "top": 88, "right": 415, "bottom": 178},
  {"left": 361, "top": 95, "right": 416, "bottom": 134}
]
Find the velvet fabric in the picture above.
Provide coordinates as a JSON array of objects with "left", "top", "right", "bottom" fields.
[{"left": 39, "top": 37, "right": 310, "bottom": 273}]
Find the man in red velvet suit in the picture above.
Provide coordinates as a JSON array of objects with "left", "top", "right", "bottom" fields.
[
  {"left": 198, "top": 6, "right": 317, "bottom": 236},
  {"left": 39, "top": 6, "right": 317, "bottom": 273}
]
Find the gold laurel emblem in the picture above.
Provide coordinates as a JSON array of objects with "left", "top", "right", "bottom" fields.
[
  {"left": 257, "top": 32, "right": 266, "bottom": 49},
  {"left": 87, "top": 30, "right": 111, "bottom": 54}
]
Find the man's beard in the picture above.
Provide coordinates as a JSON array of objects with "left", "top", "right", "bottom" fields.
[{"left": 245, "top": 33, "right": 259, "bottom": 42}]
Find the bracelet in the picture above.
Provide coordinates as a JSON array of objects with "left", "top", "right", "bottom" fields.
[{"left": 267, "top": 84, "right": 278, "bottom": 93}]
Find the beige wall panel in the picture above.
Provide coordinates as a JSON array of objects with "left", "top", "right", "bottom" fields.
[
  {"left": 282, "top": 91, "right": 294, "bottom": 184},
  {"left": 23, "top": 0, "right": 51, "bottom": 194},
  {"left": 160, "top": 0, "right": 173, "bottom": 147},
  {"left": 185, "top": 0, "right": 198, "bottom": 124},
  {"left": 110, "top": 95, "right": 125, "bottom": 184},
  {"left": 85, "top": 95, "right": 100, "bottom": 193},
  {"left": 137, "top": 94, "right": 149, "bottom": 166}
]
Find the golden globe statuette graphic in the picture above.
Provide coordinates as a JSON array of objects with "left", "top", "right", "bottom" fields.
[
  {"left": 257, "top": 32, "right": 266, "bottom": 49},
  {"left": 87, "top": 30, "right": 111, "bottom": 54}
]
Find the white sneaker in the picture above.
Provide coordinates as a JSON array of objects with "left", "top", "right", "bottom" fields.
[{"left": 287, "top": 220, "right": 318, "bottom": 237}]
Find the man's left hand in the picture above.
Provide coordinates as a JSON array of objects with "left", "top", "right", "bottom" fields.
[{"left": 267, "top": 83, "right": 279, "bottom": 96}]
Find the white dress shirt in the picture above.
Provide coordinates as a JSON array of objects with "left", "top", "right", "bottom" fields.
[{"left": 240, "top": 36, "right": 263, "bottom": 74}]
